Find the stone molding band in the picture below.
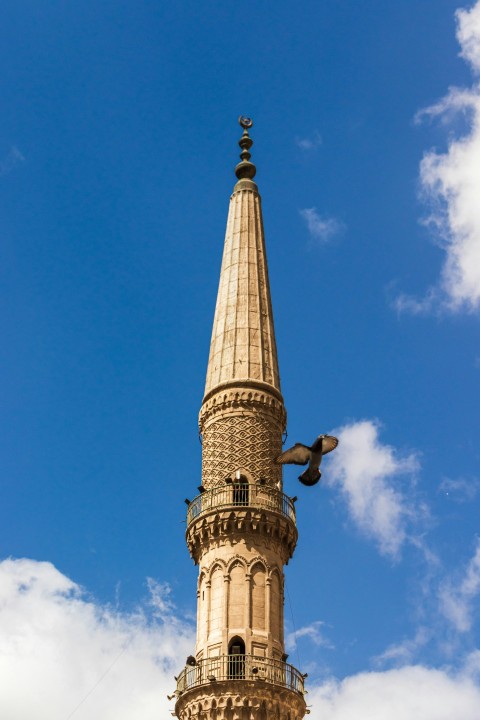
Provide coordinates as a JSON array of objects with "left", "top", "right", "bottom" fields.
[
  {"left": 175, "top": 679, "right": 306, "bottom": 720},
  {"left": 199, "top": 384, "right": 286, "bottom": 434},
  {"left": 186, "top": 507, "right": 298, "bottom": 565}
]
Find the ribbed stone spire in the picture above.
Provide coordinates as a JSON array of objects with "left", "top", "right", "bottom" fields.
[{"left": 204, "top": 117, "right": 281, "bottom": 400}]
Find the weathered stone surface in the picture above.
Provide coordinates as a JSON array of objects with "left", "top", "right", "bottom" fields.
[
  {"left": 199, "top": 385, "right": 286, "bottom": 491},
  {"left": 186, "top": 506, "right": 298, "bottom": 566},
  {"left": 175, "top": 681, "right": 306, "bottom": 720},
  {"left": 204, "top": 185, "right": 281, "bottom": 397}
]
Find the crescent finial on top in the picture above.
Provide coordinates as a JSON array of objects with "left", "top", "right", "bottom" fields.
[
  {"left": 238, "top": 115, "right": 253, "bottom": 130},
  {"left": 235, "top": 116, "right": 256, "bottom": 181}
]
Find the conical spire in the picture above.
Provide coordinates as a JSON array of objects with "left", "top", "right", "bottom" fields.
[{"left": 203, "top": 117, "right": 281, "bottom": 400}]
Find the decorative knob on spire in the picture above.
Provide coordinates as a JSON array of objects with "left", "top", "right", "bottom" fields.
[{"left": 235, "top": 116, "right": 257, "bottom": 181}]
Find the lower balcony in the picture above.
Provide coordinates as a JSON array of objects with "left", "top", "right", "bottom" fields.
[
  {"left": 176, "top": 654, "right": 305, "bottom": 696},
  {"left": 186, "top": 484, "right": 297, "bottom": 527}
]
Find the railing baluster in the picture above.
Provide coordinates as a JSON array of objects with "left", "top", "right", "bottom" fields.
[
  {"left": 176, "top": 655, "right": 304, "bottom": 695},
  {"left": 186, "top": 485, "right": 296, "bottom": 527}
]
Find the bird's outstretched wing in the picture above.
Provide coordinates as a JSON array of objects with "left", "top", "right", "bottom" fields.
[
  {"left": 321, "top": 435, "right": 339, "bottom": 455},
  {"left": 276, "top": 443, "right": 311, "bottom": 466}
]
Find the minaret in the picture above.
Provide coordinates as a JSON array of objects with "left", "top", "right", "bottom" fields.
[{"left": 175, "top": 118, "right": 306, "bottom": 720}]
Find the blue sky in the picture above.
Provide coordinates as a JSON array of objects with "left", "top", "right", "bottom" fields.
[{"left": 1, "top": 1, "right": 480, "bottom": 718}]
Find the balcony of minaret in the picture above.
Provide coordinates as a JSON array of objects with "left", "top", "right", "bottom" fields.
[
  {"left": 185, "top": 477, "right": 298, "bottom": 565},
  {"left": 174, "top": 654, "right": 307, "bottom": 720}
]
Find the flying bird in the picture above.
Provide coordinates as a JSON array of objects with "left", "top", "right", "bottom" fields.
[{"left": 275, "top": 434, "right": 338, "bottom": 486}]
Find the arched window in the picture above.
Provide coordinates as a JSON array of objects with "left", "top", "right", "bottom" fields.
[
  {"left": 270, "top": 571, "right": 281, "bottom": 642},
  {"left": 229, "top": 563, "right": 245, "bottom": 628},
  {"left": 209, "top": 566, "right": 223, "bottom": 635},
  {"left": 197, "top": 573, "right": 204, "bottom": 642},
  {"left": 228, "top": 637, "right": 245, "bottom": 678},
  {"left": 233, "top": 473, "right": 249, "bottom": 506},
  {"left": 251, "top": 564, "right": 266, "bottom": 631}
]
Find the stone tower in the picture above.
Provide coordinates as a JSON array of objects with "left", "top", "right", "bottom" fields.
[{"left": 175, "top": 118, "right": 306, "bottom": 720}]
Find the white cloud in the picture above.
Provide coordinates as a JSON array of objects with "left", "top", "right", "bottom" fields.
[
  {"left": 457, "top": 1, "right": 480, "bottom": 72},
  {"left": 326, "top": 420, "right": 422, "bottom": 559},
  {"left": 2, "top": 559, "right": 480, "bottom": 720},
  {"left": 295, "top": 131, "right": 323, "bottom": 151},
  {"left": 373, "top": 627, "right": 430, "bottom": 668},
  {"left": 300, "top": 207, "right": 345, "bottom": 243},
  {"left": 395, "top": 1, "right": 480, "bottom": 315},
  {"left": 0, "top": 558, "right": 194, "bottom": 720},
  {"left": 440, "top": 538, "right": 480, "bottom": 632},
  {"left": 464, "top": 649, "right": 480, "bottom": 679},
  {"left": 286, "top": 621, "right": 333, "bottom": 652},
  {"left": 308, "top": 664, "right": 480, "bottom": 720}
]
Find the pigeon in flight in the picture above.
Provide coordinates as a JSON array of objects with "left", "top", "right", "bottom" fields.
[{"left": 275, "top": 434, "right": 338, "bottom": 486}]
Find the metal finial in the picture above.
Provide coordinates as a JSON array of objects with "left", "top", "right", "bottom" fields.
[
  {"left": 235, "top": 115, "right": 256, "bottom": 181},
  {"left": 239, "top": 116, "right": 253, "bottom": 130}
]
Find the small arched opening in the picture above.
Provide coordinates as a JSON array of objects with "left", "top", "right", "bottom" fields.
[
  {"left": 228, "top": 636, "right": 245, "bottom": 678},
  {"left": 232, "top": 471, "right": 249, "bottom": 506}
]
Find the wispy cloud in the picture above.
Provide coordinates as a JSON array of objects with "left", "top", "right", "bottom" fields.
[
  {"left": 300, "top": 207, "right": 345, "bottom": 244},
  {"left": 0, "top": 146, "right": 25, "bottom": 177},
  {"left": 0, "top": 558, "right": 194, "bottom": 720},
  {"left": 326, "top": 420, "right": 424, "bottom": 559},
  {"left": 464, "top": 649, "right": 480, "bottom": 680},
  {"left": 440, "top": 538, "right": 480, "bottom": 632},
  {"left": 394, "top": 1, "right": 480, "bottom": 315},
  {"left": 438, "top": 476, "right": 480, "bottom": 503},
  {"left": 373, "top": 627, "right": 431, "bottom": 668},
  {"left": 295, "top": 131, "right": 322, "bottom": 151},
  {"left": 286, "top": 621, "right": 333, "bottom": 652}
]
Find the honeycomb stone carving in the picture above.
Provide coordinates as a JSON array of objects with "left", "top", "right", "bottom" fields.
[{"left": 200, "top": 386, "right": 286, "bottom": 489}]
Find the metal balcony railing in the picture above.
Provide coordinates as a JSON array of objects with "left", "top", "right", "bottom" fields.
[
  {"left": 186, "top": 484, "right": 296, "bottom": 527},
  {"left": 176, "top": 654, "right": 305, "bottom": 695}
]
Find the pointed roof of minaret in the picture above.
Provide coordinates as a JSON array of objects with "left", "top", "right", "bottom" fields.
[{"left": 203, "top": 117, "right": 282, "bottom": 402}]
